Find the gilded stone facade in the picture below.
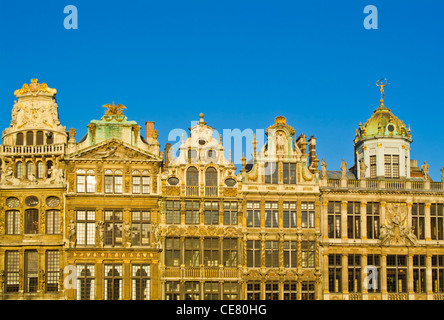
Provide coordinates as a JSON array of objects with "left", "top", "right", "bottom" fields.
[{"left": 0, "top": 79, "right": 443, "bottom": 300}]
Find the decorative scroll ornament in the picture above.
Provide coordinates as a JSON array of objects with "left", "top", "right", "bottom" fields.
[
  {"left": 14, "top": 79, "right": 57, "bottom": 97},
  {"left": 379, "top": 203, "right": 417, "bottom": 246}
]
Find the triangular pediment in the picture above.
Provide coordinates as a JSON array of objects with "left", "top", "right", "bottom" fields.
[{"left": 67, "top": 139, "right": 161, "bottom": 161}]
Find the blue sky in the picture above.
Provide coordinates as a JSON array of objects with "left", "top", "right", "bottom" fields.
[{"left": 0, "top": 0, "right": 443, "bottom": 179}]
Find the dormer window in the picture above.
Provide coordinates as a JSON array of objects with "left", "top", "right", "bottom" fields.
[
  {"left": 188, "top": 149, "right": 197, "bottom": 162},
  {"left": 265, "top": 162, "right": 278, "bottom": 184},
  {"left": 207, "top": 149, "right": 216, "bottom": 160},
  {"left": 384, "top": 155, "right": 399, "bottom": 179}
]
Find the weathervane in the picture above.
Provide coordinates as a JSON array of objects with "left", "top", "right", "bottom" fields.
[{"left": 375, "top": 78, "right": 390, "bottom": 100}]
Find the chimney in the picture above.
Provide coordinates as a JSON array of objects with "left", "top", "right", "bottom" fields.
[
  {"left": 308, "top": 136, "right": 318, "bottom": 170},
  {"left": 146, "top": 121, "right": 155, "bottom": 140}
]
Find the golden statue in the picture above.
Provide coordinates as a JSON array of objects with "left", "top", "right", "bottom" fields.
[
  {"left": 376, "top": 78, "right": 389, "bottom": 100},
  {"left": 103, "top": 101, "right": 126, "bottom": 116}
]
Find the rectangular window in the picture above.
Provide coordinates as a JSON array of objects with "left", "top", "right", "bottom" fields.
[
  {"left": 431, "top": 204, "right": 444, "bottom": 241},
  {"left": 265, "top": 240, "right": 279, "bottom": 268},
  {"left": 283, "top": 281, "right": 297, "bottom": 300},
  {"left": 223, "top": 202, "right": 238, "bottom": 225},
  {"left": 104, "top": 210, "right": 123, "bottom": 247},
  {"left": 46, "top": 210, "right": 61, "bottom": 234},
  {"left": 204, "top": 238, "right": 219, "bottom": 267},
  {"left": 301, "top": 202, "right": 315, "bottom": 228},
  {"left": 384, "top": 154, "right": 399, "bottom": 178},
  {"left": 46, "top": 251, "right": 60, "bottom": 292},
  {"left": 370, "top": 155, "right": 376, "bottom": 178},
  {"left": 366, "top": 202, "right": 380, "bottom": 239},
  {"left": 247, "top": 240, "right": 261, "bottom": 268},
  {"left": 367, "top": 254, "right": 381, "bottom": 293},
  {"left": 283, "top": 202, "right": 296, "bottom": 228},
  {"left": 76, "top": 210, "right": 96, "bottom": 246},
  {"left": 301, "top": 241, "right": 315, "bottom": 268},
  {"left": 413, "top": 255, "right": 426, "bottom": 293},
  {"left": 5, "top": 251, "right": 20, "bottom": 293},
  {"left": 246, "top": 201, "right": 260, "bottom": 228},
  {"left": 246, "top": 281, "right": 261, "bottom": 300},
  {"left": 185, "top": 201, "right": 200, "bottom": 225},
  {"left": 25, "top": 250, "right": 38, "bottom": 293},
  {"left": 132, "top": 264, "right": 151, "bottom": 300},
  {"left": 412, "top": 203, "right": 425, "bottom": 240},
  {"left": 301, "top": 281, "right": 315, "bottom": 300},
  {"left": 166, "top": 200, "right": 180, "bottom": 224},
  {"left": 432, "top": 255, "right": 444, "bottom": 293},
  {"left": 165, "top": 281, "right": 180, "bottom": 300},
  {"left": 223, "top": 282, "right": 238, "bottom": 300},
  {"left": 204, "top": 201, "right": 219, "bottom": 225},
  {"left": 328, "top": 254, "right": 342, "bottom": 293},
  {"left": 76, "top": 264, "right": 95, "bottom": 300},
  {"left": 328, "top": 202, "right": 341, "bottom": 239},
  {"left": 347, "top": 202, "right": 361, "bottom": 239},
  {"left": 283, "top": 241, "right": 297, "bottom": 268},
  {"left": 6, "top": 210, "right": 20, "bottom": 235},
  {"left": 132, "top": 175, "right": 150, "bottom": 194},
  {"left": 264, "top": 162, "right": 278, "bottom": 184},
  {"left": 392, "top": 155, "right": 399, "bottom": 178},
  {"left": 104, "top": 264, "right": 123, "bottom": 300},
  {"left": 265, "top": 202, "right": 278, "bottom": 228},
  {"left": 204, "top": 282, "right": 219, "bottom": 300},
  {"left": 165, "top": 237, "right": 180, "bottom": 267},
  {"left": 184, "top": 281, "right": 200, "bottom": 300},
  {"left": 25, "top": 209, "right": 39, "bottom": 234},
  {"left": 348, "top": 254, "right": 361, "bottom": 293},
  {"left": 77, "top": 175, "right": 86, "bottom": 193},
  {"left": 86, "top": 175, "right": 95, "bottom": 193},
  {"left": 283, "top": 163, "right": 296, "bottom": 184},
  {"left": 185, "top": 238, "right": 200, "bottom": 267},
  {"left": 223, "top": 238, "right": 238, "bottom": 267},
  {"left": 386, "top": 255, "right": 407, "bottom": 293},
  {"left": 131, "top": 210, "right": 151, "bottom": 246},
  {"left": 265, "top": 281, "right": 279, "bottom": 300}
]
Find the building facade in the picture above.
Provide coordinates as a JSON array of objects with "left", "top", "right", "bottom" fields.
[{"left": 0, "top": 79, "right": 443, "bottom": 300}]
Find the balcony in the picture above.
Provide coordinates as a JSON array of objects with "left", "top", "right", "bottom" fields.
[
  {"left": 205, "top": 186, "right": 218, "bottom": 197},
  {"left": 1, "top": 144, "right": 65, "bottom": 156},
  {"left": 324, "top": 179, "right": 443, "bottom": 192},
  {"left": 186, "top": 186, "right": 199, "bottom": 197}
]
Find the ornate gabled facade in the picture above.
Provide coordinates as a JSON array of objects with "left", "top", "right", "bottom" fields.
[
  {"left": 0, "top": 79, "right": 67, "bottom": 299},
  {"left": 63, "top": 101, "right": 163, "bottom": 300},
  {"left": 0, "top": 79, "right": 444, "bottom": 300},
  {"left": 159, "top": 113, "right": 243, "bottom": 299},
  {"left": 240, "top": 116, "right": 321, "bottom": 300}
]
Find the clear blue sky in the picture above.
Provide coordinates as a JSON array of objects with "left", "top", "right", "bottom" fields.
[{"left": 0, "top": 0, "right": 443, "bottom": 179}]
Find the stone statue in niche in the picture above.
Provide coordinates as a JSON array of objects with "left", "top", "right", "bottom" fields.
[
  {"left": 276, "top": 131, "right": 286, "bottom": 154},
  {"left": 0, "top": 164, "right": 21, "bottom": 185},
  {"left": 68, "top": 220, "right": 76, "bottom": 248}
]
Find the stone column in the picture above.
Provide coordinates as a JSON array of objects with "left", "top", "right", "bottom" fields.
[
  {"left": 323, "top": 254, "right": 329, "bottom": 299},
  {"left": 361, "top": 202, "right": 367, "bottom": 240},
  {"left": 322, "top": 201, "right": 329, "bottom": 240},
  {"left": 296, "top": 201, "right": 302, "bottom": 229},
  {"left": 342, "top": 254, "right": 349, "bottom": 299},
  {"left": 341, "top": 201, "right": 348, "bottom": 240},
  {"left": 123, "top": 260, "right": 131, "bottom": 300},
  {"left": 426, "top": 254, "right": 433, "bottom": 300},
  {"left": 425, "top": 203, "right": 431, "bottom": 241},
  {"left": 96, "top": 260, "right": 103, "bottom": 300},
  {"left": 408, "top": 254, "right": 414, "bottom": 300},
  {"left": 381, "top": 254, "right": 387, "bottom": 300},
  {"left": 361, "top": 254, "right": 368, "bottom": 300}
]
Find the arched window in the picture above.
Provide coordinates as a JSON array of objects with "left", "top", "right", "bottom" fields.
[
  {"left": 16, "top": 162, "right": 23, "bottom": 179},
  {"left": 36, "top": 131, "right": 44, "bottom": 145},
  {"left": 186, "top": 167, "right": 198, "bottom": 186},
  {"left": 26, "top": 162, "right": 33, "bottom": 179},
  {"left": 186, "top": 166, "right": 199, "bottom": 196},
  {"left": 46, "top": 132, "right": 54, "bottom": 145},
  {"left": 36, "top": 161, "right": 43, "bottom": 179},
  {"left": 205, "top": 167, "right": 217, "bottom": 186},
  {"left": 26, "top": 131, "right": 33, "bottom": 145},
  {"left": 205, "top": 167, "right": 218, "bottom": 197},
  {"left": 16, "top": 133, "right": 23, "bottom": 146},
  {"left": 46, "top": 161, "right": 53, "bottom": 178}
]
